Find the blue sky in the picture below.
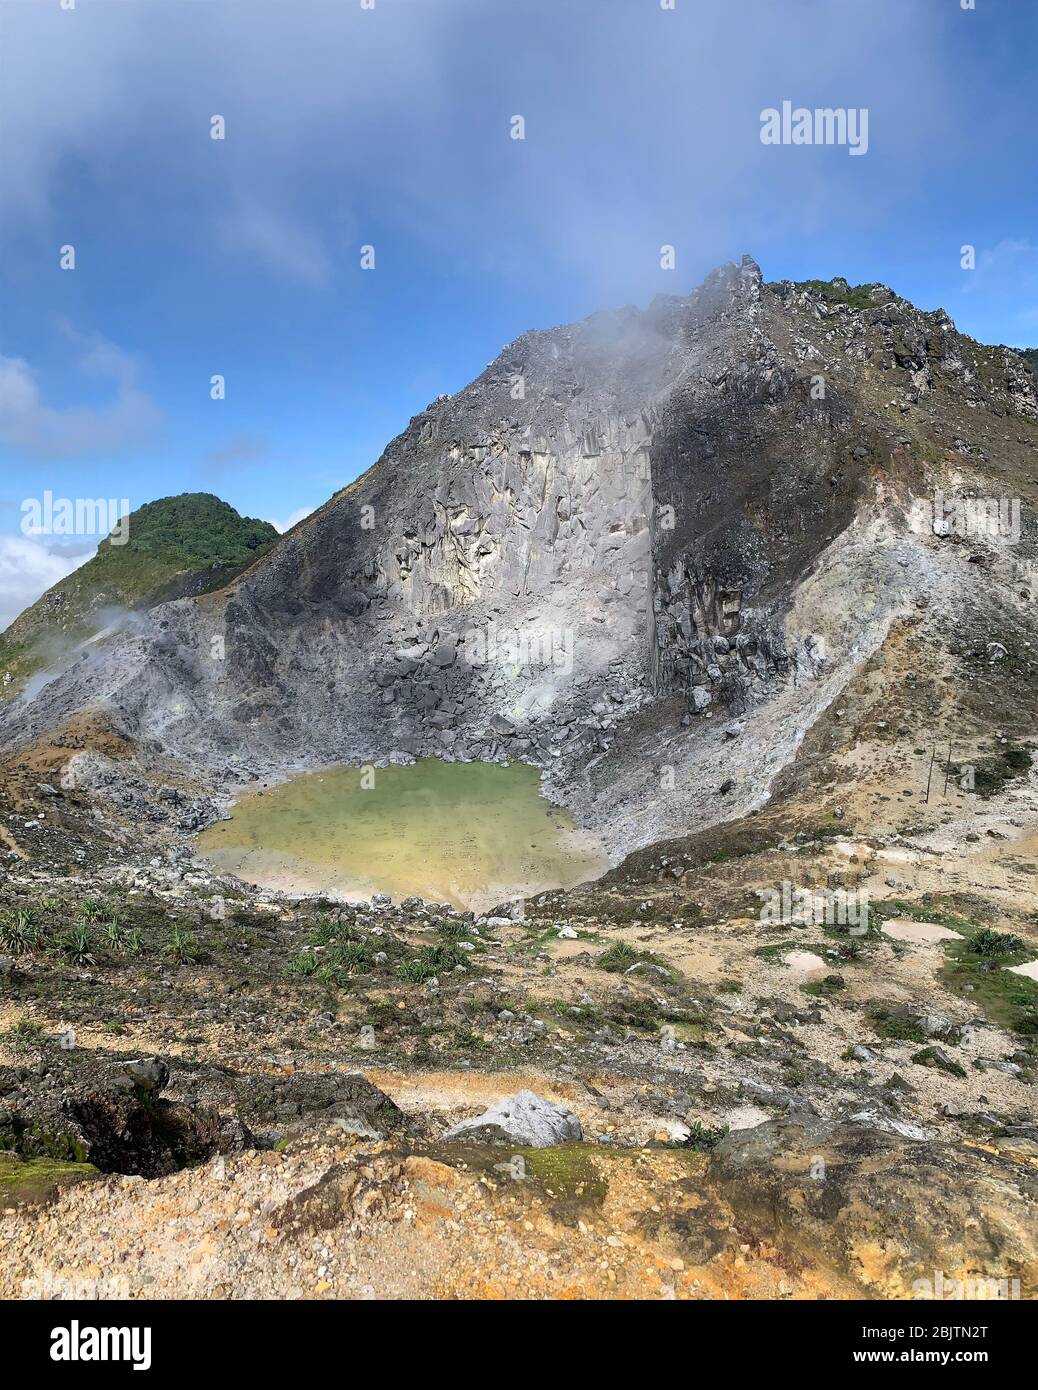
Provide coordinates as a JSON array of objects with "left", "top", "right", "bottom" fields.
[{"left": 1, "top": 0, "right": 1036, "bottom": 626}]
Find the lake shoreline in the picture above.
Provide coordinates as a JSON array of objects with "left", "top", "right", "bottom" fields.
[{"left": 196, "top": 757, "right": 609, "bottom": 912}]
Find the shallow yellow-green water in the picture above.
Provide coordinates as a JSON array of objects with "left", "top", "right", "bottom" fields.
[{"left": 196, "top": 758, "right": 608, "bottom": 911}]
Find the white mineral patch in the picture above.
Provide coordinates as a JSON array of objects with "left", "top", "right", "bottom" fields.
[
  {"left": 782, "top": 950, "right": 827, "bottom": 979},
  {"left": 881, "top": 918, "right": 961, "bottom": 945},
  {"left": 723, "top": 1105, "right": 770, "bottom": 1131}
]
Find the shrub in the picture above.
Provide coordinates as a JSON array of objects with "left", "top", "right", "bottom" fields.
[
  {"left": 789, "top": 278, "right": 880, "bottom": 310},
  {"left": 398, "top": 956, "right": 438, "bottom": 984},
  {"left": 437, "top": 920, "right": 473, "bottom": 940},
  {"left": 307, "top": 916, "right": 361, "bottom": 946},
  {"left": 285, "top": 951, "right": 320, "bottom": 978},
  {"left": 0, "top": 909, "right": 43, "bottom": 955},
  {"left": 683, "top": 1120, "right": 729, "bottom": 1152},
  {"left": 328, "top": 940, "right": 374, "bottom": 972},
  {"left": 314, "top": 963, "right": 351, "bottom": 987},
  {"left": 103, "top": 917, "right": 126, "bottom": 952},
  {"left": 912, "top": 1046, "right": 967, "bottom": 1079},
  {"left": 431, "top": 941, "right": 472, "bottom": 970},
  {"left": 971, "top": 927, "right": 1025, "bottom": 957},
  {"left": 6, "top": 1019, "right": 46, "bottom": 1049},
  {"left": 596, "top": 941, "right": 638, "bottom": 973},
  {"left": 53, "top": 925, "right": 95, "bottom": 964},
  {"left": 163, "top": 926, "right": 199, "bottom": 965}
]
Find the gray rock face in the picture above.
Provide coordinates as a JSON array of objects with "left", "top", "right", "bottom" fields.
[
  {"left": 0, "top": 261, "right": 787, "bottom": 781},
  {"left": 442, "top": 1090, "right": 582, "bottom": 1147}
]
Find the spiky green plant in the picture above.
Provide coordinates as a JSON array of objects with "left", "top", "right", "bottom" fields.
[
  {"left": 329, "top": 940, "right": 374, "bottom": 972},
  {"left": 103, "top": 917, "right": 126, "bottom": 952},
  {"left": 971, "top": 927, "right": 1026, "bottom": 957},
  {"left": 54, "top": 924, "right": 95, "bottom": 964},
  {"left": 163, "top": 926, "right": 199, "bottom": 965},
  {"left": 683, "top": 1120, "right": 729, "bottom": 1152},
  {"left": 437, "top": 920, "right": 473, "bottom": 941},
  {"left": 285, "top": 951, "right": 320, "bottom": 978},
  {"left": 0, "top": 909, "right": 43, "bottom": 955},
  {"left": 398, "top": 956, "right": 438, "bottom": 984},
  {"left": 596, "top": 940, "right": 638, "bottom": 972}
]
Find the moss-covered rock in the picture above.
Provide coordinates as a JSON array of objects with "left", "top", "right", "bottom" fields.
[{"left": 0, "top": 1151, "right": 98, "bottom": 1209}]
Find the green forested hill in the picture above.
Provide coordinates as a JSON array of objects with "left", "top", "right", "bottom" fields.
[{"left": 1, "top": 493, "right": 278, "bottom": 692}]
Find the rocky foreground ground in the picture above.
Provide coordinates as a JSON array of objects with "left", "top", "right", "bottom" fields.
[{"left": 1, "top": 701, "right": 1036, "bottom": 1299}]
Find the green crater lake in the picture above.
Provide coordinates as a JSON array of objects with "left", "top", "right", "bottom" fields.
[{"left": 196, "top": 759, "right": 608, "bottom": 911}]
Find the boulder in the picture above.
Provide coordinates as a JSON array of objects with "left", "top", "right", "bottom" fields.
[
  {"left": 110, "top": 1057, "right": 171, "bottom": 1094},
  {"left": 267, "top": 1071, "right": 405, "bottom": 1138},
  {"left": 442, "top": 1090, "right": 582, "bottom": 1148}
]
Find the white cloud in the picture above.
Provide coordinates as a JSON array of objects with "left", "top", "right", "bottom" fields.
[
  {"left": 0, "top": 0, "right": 956, "bottom": 305},
  {"left": 268, "top": 506, "right": 316, "bottom": 535},
  {"left": 0, "top": 536, "right": 94, "bottom": 633},
  {"left": 215, "top": 197, "right": 332, "bottom": 287},
  {"left": 963, "top": 240, "right": 1038, "bottom": 298},
  {"left": 0, "top": 332, "right": 161, "bottom": 461}
]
